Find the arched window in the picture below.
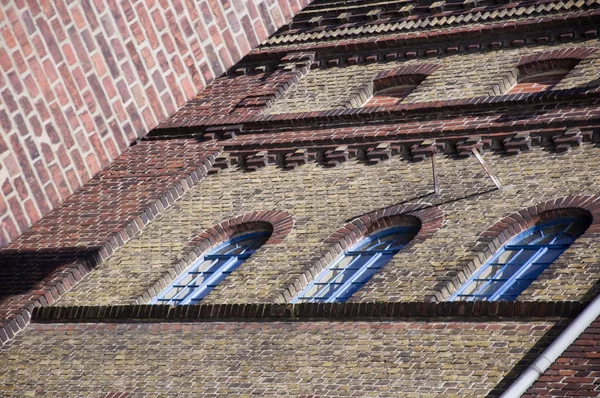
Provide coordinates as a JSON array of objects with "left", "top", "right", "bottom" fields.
[
  {"left": 292, "top": 227, "right": 419, "bottom": 303},
  {"left": 151, "top": 231, "right": 271, "bottom": 305},
  {"left": 450, "top": 218, "right": 590, "bottom": 302}
]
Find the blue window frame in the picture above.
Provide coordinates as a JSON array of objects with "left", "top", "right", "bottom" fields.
[
  {"left": 151, "top": 231, "right": 270, "bottom": 305},
  {"left": 292, "top": 226, "right": 419, "bottom": 303},
  {"left": 449, "top": 218, "right": 590, "bottom": 302}
]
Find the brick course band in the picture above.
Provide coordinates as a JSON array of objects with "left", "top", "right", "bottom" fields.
[
  {"left": 206, "top": 129, "right": 597, "bottom": 175},
  {"left": 151, "top": 86, "right": 600, "bottom": 135},
  {"left": 138, "top": 210, "right": 295, "bottom": 303},
  {"left": 250, "top": 12, "right": 600, "bottom": 61},
  {"left": 31, "top": 301, "right": 589, "bottom": 322},
  {"left": 265, "top": 0, "right": 600, "bottom": 48}
]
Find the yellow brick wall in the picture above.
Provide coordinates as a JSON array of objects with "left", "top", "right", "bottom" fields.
[
  {"left": 267, "top": 41, "right": 600, "bottom": 114},
  {"left": 55, "top": 144, "right": 600, "bottom": 306},
  {"left": 0, "top": 320, "right": 562, "bottom": 397}
]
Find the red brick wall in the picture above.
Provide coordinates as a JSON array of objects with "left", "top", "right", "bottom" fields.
[
  {"left": 0, "top": 0, "right": 310, "bottom": 248},
  {"left": 524, "top": 315, "right": 600, "bottom": 397}
]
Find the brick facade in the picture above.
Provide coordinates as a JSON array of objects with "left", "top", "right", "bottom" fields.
[
  {"left": 0, "top": 320, "right": 564, "bottom": 397},
  {"left": 47, "top": 144, "right": 600, "bottom": 307},
  {"left": 0, "top": 0, "right": 311, "bottom": 247},
  {"left": 1, "top": 0, "right": 600, "bottom": 396}
]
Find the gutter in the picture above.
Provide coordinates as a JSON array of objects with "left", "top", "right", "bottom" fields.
[{"left": 500, "top": 294, "right": 600, "bottom": 397}]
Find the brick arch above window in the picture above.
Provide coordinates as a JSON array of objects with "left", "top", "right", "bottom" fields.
[
  {"left": 437, "top": 195, "right": 600, "bottom": 301},
  {"left": 185, "top": 210, "right": 295, "bottom": 248},
  {"left": 139, "top": 210, "right": 294, "bottom": 303},
  {"left": 366, "top": 64, "right": 441, "bottom": 107},
  {"left": 281, "top": 203, "right": 444, "bottom": 302},
  {"left": 324, "top": 203, "right": 444, "bottom": 248},
  {"left": 517, "top": 47, "right": 599, "bottom": 67},
  {"left": 341, "top": 64, "right": 441, "bottom": 108}
]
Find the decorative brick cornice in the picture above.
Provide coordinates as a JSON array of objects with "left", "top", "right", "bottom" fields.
[
  {"left": 253, "top": 11, "right": 600, "bottom": 64},
  {"left": 204, "top": 126, "right": 598, "bottom": 176},
  {"left": 150, "top": 87, "right": 600, "bottom": 138},
  {"left": 138, "top": 210, "right": 295, "bottom": 304},
  {"left": 265, "top": 0, "right": 600, "bottom": 48},
  {"left": 437, "top": 195, "right": 600, "bottom": 301},
  {"left": 31, "top": 301, "right": 589, "bottom": 322},
  {"left": 280, "top": 203, "right": 444, "bottom": 302}
]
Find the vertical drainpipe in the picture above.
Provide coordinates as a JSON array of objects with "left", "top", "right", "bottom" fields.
[{"left": 500, "top": 294, "right": 600, "bottom": 397}]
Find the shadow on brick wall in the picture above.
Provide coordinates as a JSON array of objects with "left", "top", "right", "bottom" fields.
[
  {"left": 486, "top": 320, "right": 569, "bottom": 397},
  {"left": 486, "top": 278, "right": 600, "bottom": 397},
  {"left": 0, "top": 248, "right": 96, "bottom": 301},
  {"left": 582, "top": 280, "right": 600, "bottom": 302}
]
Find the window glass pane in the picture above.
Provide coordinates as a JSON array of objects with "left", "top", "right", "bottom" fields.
[
  {"left": 477, "top": 264, "right": 501, "bottom": 280},
  {"left": 312, "top": 283, "right": 339, "bottom": 301},
  {"left": 217, "top": 241, "right": 248, "bottom": 255},
  {"left": 517, "top": 230, "right": 542, "bottom": 245},
  {"left": 517, "top": 262, "right": 550, "bottom": 280},
  {"left": 170, "top": 285, "right": 195, "bottom": 302},
  {"left": 178, "top": 273, "right": 196, "bottom": 287},
  {"left": 497, "top": 248, "right": 538, "bottom": 266},
  {"left": 359, "top": 237, "right": 391, "bottom": 251},
  {"left": 497, "top": 279, "right": 532, "bottom": 300},
  {"left": 335, "top": 256, "right": 372, "bottom": 283},
  {"left": 193, "top": 259, "right": 217, "bottom": 273},
  {"left": 476, "top": 280, "right": 506, "bottom": 297},
  {"left": 495, "top": 249, "right": 521, "bottom": 264},
  {"left": 302, "top": 284, "right": 322, "bottom": 299},
  {"left": 552, "top": 233, "right": 574, "bottom": 245},
  {"left": 248, "top": 235, "right": 270, "bottom": 251},
  {"left": 461, "top": 279, "right": 485, "bottom": 296},
  {"left": 531, "top": 248, "right": 562, "bottom": 267},
  {"left": 336, "top": 255, "right": 356, "bottom": 270},
  {"left": 334, "top": 285, "right": 361, "bottom": 301},
  {"left": 490, "top": 265, "right": 520, "bottom": 282},
  {"left": 566, "top": 222, "right": 588, "bottom": 238},
  {"left": 318, "top": 269, "right": 339, "bottom": 284},
  {"left": 387, "top": 230, "right": 419, "bottom": 250},
  {"left": 163, "top": 286, "right": 185, "bottom": 301},
  {"left": 539, "top": 222, "right": 569, "bottom": 237}
]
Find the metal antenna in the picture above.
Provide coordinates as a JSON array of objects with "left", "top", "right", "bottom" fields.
[
  {"left": 431, "top": 151, "right": 440, "bottom": 194},
  {"left": 471, "top": 147, "right": 502, "bottom": 189}
]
